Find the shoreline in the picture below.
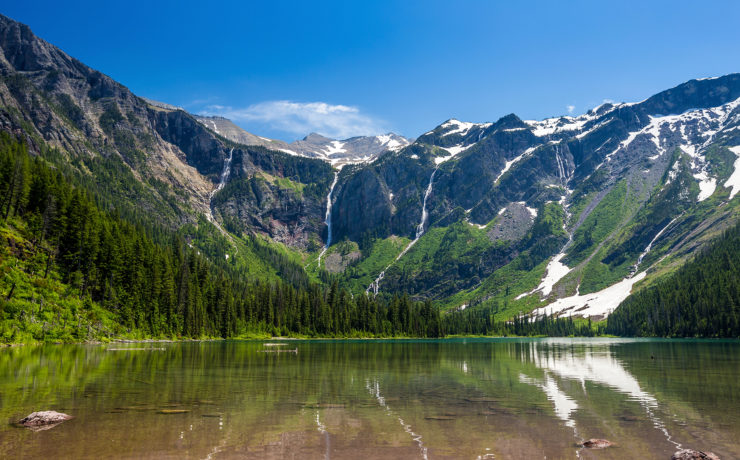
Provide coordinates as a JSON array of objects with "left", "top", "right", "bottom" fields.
[{"left": 3, "top": 335, "right": 738, "bottom": 347}]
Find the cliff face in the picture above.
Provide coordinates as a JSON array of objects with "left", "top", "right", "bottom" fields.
[
  {"left": 326, "top": 75, "right": 740, "bottom": 303},
  {"left": 0, "top": 14, "right": 334, "bottom": 249},
  {"left": 2, "top": 12, "right": 740, "bottom": 312},
  {"left": 0, "top": 14, "right": 214, "bottom": 224}
]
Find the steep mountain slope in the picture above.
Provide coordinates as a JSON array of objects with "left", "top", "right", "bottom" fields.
[
  {"left": 323, "top": 76, "right": 740, "bottom": 320},
  {"left": 605, "top": 220, "right": 740, "bottom": 337},
  {"left": 0, "top": 13, "right": 339, "bottom": 256},
  {"left": 0, "top": 18, "right": 210, "bottom": 226},
  {"left": 1, "top": 12, "right": 738, "bottom": 325}
]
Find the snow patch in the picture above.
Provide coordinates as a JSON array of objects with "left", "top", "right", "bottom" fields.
[
  {"left": 726, "top": 146, "right": 740, "bottom": 199},
  {"left": 523, "top": 104, "right": 618, "bottom": 137},
  {"left": 377, "top": 134, "right": 409, "bottom": 151},
  {"left": 525, "top": 117, "right": 589, "bottom": 137},
  {"left": 694, "top": 171, "right": 716, "bottom": 201},
  {"left": 495, "top": 146, "right": 537, "bottom": 182},
  {"left": 440, "top": 119, "right": 476, "bottom": 136},
  {"left": 435, "top": 143, "right": 472, "bottom": 164},
  {"left": 532, "top": 272, "right": 646, "bottom": 319},
  {"left": 440, "top": 118, "right": 482, "bottom": 137},
  {"left": 323, "top": 140, "right": 346, "bottom": 156},
  {"left": 536, "top": 253, "right": 570, "bottom": 297},
  {"left": 466, "top": 219, "right": 487, "bottom": 230}
]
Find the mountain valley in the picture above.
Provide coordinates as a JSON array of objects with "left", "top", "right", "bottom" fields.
[{"left": 1, "top": 12, "right": 739, "bottom": 340}]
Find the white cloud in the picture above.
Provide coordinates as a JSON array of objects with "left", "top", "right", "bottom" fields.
[
  {"left": 566, "top": 105, "right": 575, "bottom": 114},
  {"left": 200, "top": 100, "right": 386, "bottom": 139}
]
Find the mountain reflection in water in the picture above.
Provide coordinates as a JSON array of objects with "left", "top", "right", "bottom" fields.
[{"left": 0, "top": 339, "right": 737, "bottom": 459}]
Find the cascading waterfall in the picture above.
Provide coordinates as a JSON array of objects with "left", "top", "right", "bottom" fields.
[
  {"left": 367, "top": 168, "right": 438, "bottom": 295},
  {"left": 207, "top": 148, "right": 237, "bottom": 254},
  {"left": 631, "top": 216, "right": 679, "bottom": 276},
  {"left": 208, "top": 148, "right": 234, "bottom": 223},
  {"left": 416, "top": 168, "right": 437, "bottom": 238},
  {"left": 317, "top": 171, "right": 339, "bottom": 267},
  {"left": 554, "top": 144, "right": 567, "bottom": 184}
]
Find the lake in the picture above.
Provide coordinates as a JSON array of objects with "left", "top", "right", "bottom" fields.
[{"left": 1, "top": 338, "right": 738, "bottom": 459}]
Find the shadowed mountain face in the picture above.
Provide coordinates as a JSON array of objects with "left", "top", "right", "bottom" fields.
[
  {"left": 1, "top": 12, "right": 739, "bottom": 314},
  {"left": 325, "top": 75, "right": 740, "bottom": 305},
  {"left": 0, "top": 13, "right": 335, "bottom": 249}
]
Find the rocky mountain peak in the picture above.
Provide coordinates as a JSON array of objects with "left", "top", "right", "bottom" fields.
[{"left": 303, "top": 132, "right": 333, "bottom": 143}]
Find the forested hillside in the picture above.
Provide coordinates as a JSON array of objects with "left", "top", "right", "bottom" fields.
[
  {"left": 2, "top": 11, "right": 740, "bottom": 340},
  {"left": 0, "top": 134, "right": 448, "bottom": 342},
  {"left": 606, "top": 222, "right": 740, "bottom": 337}
]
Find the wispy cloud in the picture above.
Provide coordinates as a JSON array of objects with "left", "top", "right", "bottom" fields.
[
  {"left": 566, "top": 105, "right": 575, "bottom": 115},
  {"left": 200, "top": 100, "right": 387, "bottom": 139}
]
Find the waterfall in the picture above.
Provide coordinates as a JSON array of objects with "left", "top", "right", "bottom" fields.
[
  {"left": 631, "top": 216, "right": 679, "bottom": 276},
  {"left": 367, "top": 167, "right": 437, "bottom": 295},
  {"left": 207, "top": 148, "right": 234, "bottom": 223},
  {"left": 554, "top": 144, "right": 567, "bottom": 184},
  {"left": 416, "top": 168, "right": 437, "bottom": 238},
  {"left": 216, "top": 148, "right": 233, "bottom": 194},
  {"left": 317, "top": 171, "right": 339, "bottom": 267},
  {"left": 206, "top": 148, "right": 238, "bottom": 256}
]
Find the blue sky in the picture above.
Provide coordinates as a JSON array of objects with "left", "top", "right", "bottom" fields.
[{"left": 5, "top": 1, "right": 740, "bottom": 141}]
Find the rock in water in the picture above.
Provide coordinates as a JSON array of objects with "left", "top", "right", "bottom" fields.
[
  {"left": 672, "top": 449, "right": 721, "bottom": 460},
  {"left": 581, "top": 439, "right": 613, "bottom": 449},
  {"left": 19, "top": 411, "right": 73, "bottom": 430}
]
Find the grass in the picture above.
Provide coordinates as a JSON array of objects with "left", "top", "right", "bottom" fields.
[
  {"left": 338, "top": 235, "right": 411, "bottom": 293},
  {"left": 0, "top": 219, "right": 126, "bottom": 344},
  {"left": 565, "top": 179, "right": 642, "bottom": 267},
  {"left": 258, "top": 172, "right": 306, "bottom": 197}
]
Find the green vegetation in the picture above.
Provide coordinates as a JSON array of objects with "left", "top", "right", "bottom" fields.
[
  {"left": 0, "top": 134, "right": 447, "bottom": 342},
  {"left": 444, "top": 306, "right": 603, "bottom": 336},
  {"left": 0, "top": 134, "right": 607, "bottom": 342},
  {"left": 567, "top": 180, "right": 632, "bottom": 266},
  {"left": 606, "top": 220, "right": 740, "bottom": 337},
  {"left": 330, "top": 235, "right": 410, "bottom": 293}
]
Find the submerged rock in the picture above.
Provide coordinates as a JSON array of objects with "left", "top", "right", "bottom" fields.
[
  {"left": 158, "top": 409, "right": 189, "bottom": 414},
  {"left": 18, "top": 411, "right": 73, "bottom": 430},
  {"left": 581, "top": 439, "right": 613, "bottom": 449},
  {"left": 424, "top": 415, "right": 455, "bottom": 421},
  {"left": 672, "top": 449, "right": 720, "bottom": 460}
]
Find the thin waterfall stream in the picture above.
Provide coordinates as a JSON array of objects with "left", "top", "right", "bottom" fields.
[
  {"left": 317, "top": 171, "right": 340, "bottom": 267},
  {"left": 367, "top": 168, "right": 438, "bottom": 295},
  {"left": 207, "top": 148, "right": 237, "bottom": 254},
  {"left": 631, "top": 216, "right": 680, "bottom": 276}
]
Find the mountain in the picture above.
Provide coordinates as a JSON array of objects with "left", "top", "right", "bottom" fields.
[
  {"left": 322, "top": 76, "right": 740, "bottom": 320},
  {"left": 605, "top": 219, "right": 740, "bottom": 337},
  {"left": 192, "top": 113, "right": 411, "bottom": 166},
  {"left": 1, "top": 12, "right": 738, "bottom": 332},
  {"left": 0, "top": 13, "right": 339, "bottom": 253}
]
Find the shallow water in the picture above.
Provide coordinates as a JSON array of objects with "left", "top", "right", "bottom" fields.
[{"left": 1, "top": 338, "right": 738, "bottom": 459}]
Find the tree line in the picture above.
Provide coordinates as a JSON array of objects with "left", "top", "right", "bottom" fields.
[
  {"left": 606, "top": 220, "right": 740, "bottom": 337},
  {"left": 2, "top": 133, "right": 666, "bottom": 341},
  {"left": 0, "top": 133, "right": 445, "bottom": 339}
]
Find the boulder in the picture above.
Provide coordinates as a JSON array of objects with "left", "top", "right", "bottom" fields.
[
  {"left": 672, "top": 449, "right": 720, "bottom": 460},
  {"left": 18, "top": 411, "right": 73, "bottom": 430},
  {"left": 581, "top": 439, "right": 613, "bottom": 449}
]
